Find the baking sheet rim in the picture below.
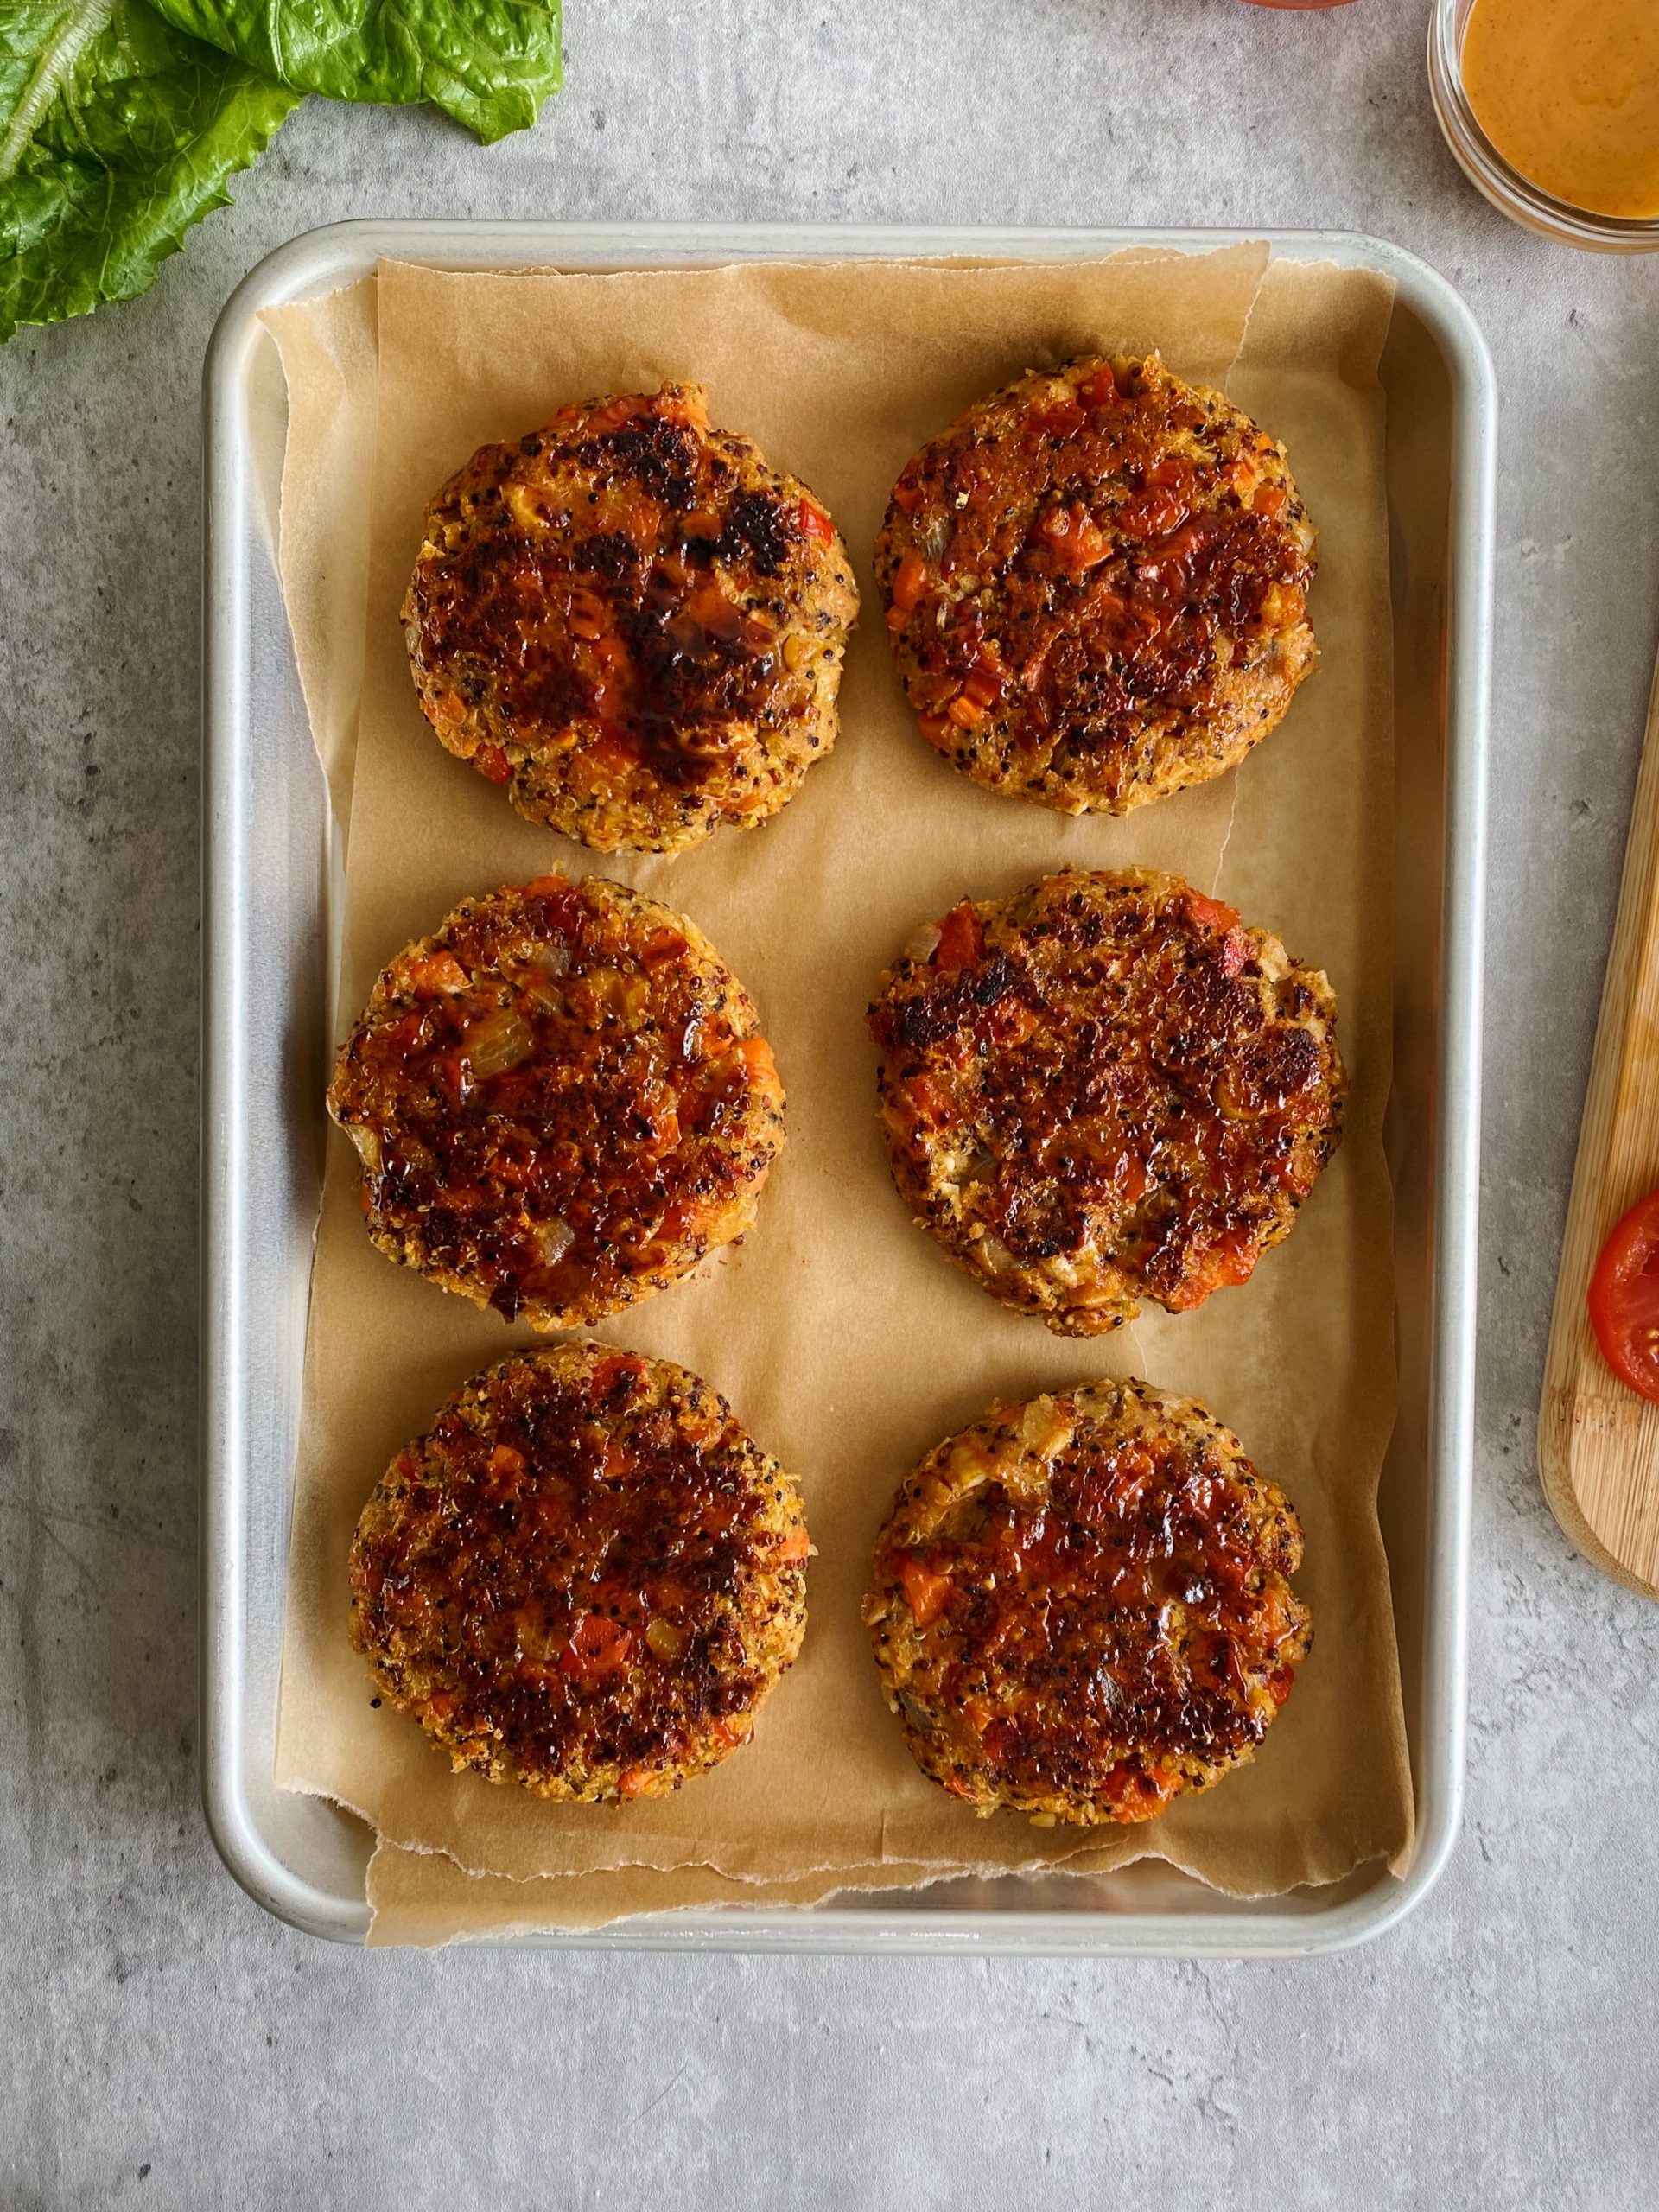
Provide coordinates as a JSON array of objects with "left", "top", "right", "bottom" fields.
[{"left": 200, "top": 219, "right": 1491, "bottom": 1955}]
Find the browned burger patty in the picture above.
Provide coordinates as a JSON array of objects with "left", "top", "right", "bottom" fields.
[
  {"left": 402, "top": 383, "right": 859, "bottom": 853},
  {"left": 867, "top": 869, "right": 1344, "bottom": 1334},
  {"left": 864, "top": 1380, "right": 1310, "bottom": 1826},
  {"left": 327, "top": 875, "right": 785, "bottom": 1328},
  {"left": 350, "top": 1345, "right": 810, "bottom": 1800},
  {"left": 875, "top": 353, "right": 1317, "bottom": 815}
]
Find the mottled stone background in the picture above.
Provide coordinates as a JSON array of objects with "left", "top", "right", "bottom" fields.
[{"left": 3, "top": 3, "right": 1656, "bottom": 2204}]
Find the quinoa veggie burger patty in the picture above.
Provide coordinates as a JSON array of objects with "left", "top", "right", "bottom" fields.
[
  {"left": 864, "top": 1380, "right": 1311, "bottom": 1826},
  {"left": 867, "top": 868, "right": 1344, "bottom": 1334},
  {"left": 350, "top": 1346, "right": 810, "bottom": 1800},
  {"left": 402, "top": 383, "right": 859, "bottom": 853},
  {"left": 875, "top": 352, "right": 1316, "bottom": 815},
  {"left": 327, "top": 875, "right": 785, "bottom": 1329}
]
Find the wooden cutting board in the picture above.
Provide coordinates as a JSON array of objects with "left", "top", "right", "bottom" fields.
[{"left": 1541, "top": 646, "right": 1659, "bottom": 1599}]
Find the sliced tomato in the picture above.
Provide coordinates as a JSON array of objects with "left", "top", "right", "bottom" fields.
[{"left": 1588, "top": 1189, "right": 1659, "bottom": 1404}]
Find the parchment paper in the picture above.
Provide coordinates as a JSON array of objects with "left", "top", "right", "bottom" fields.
[
  {"left": 263, "top": 276, "right": 378, "bottom": 837},
  {"left": 365, "top": 1837, "right": 995, "bottom": 1947},
  {"left": 268, "top": 246, "right": 1411, "bottom": 1943}
]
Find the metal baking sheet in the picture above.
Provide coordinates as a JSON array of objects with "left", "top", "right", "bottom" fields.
[{"left": 201, "top": 224, "right": 1492, "bottom": 1952}]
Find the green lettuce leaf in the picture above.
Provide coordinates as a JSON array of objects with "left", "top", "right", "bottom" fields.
[
  {"left": 149, "top": 0, "right": 563, "bottom": 143},
  {"left": 0, "top": 0, "right": 299, "bottom": 344}
]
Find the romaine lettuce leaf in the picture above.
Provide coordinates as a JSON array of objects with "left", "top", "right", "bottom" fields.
[
  {"left": 0, "top": 0, "right": 299, "bottom": 344},
  {"left": 150, "top": 1, "right": 563, "bottom": 143}
]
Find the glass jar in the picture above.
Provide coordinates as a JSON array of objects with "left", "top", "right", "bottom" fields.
[{"left": 1429, "top": 0, "right": 1659, "bottom": 251}]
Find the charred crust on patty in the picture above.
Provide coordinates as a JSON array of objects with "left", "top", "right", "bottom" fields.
[
  {"left": 402, "top": 384, "right": 859, "bottom": 853},
  {"left": 350, "top": 1345, "right": 810, "bottom": 1800},
  {"left": 867, "top": 868, "right": 1344, "bottom": 1333},
  {"left": 863, "top": 1379, "right": 1310, "bottom": 1825},
  {"left": 875, "top": 353, "right": 1317, "bottom": 816},
  {"left": 327, "top": 875, "right": 785, "bottom": 1329}
]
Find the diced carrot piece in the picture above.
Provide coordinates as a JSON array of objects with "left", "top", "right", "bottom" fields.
[
  {"left": 1168, "top": 1227, "right": 1259, "bottom": 1311},
  {"left": 656, "top": 388, "right": 709, "bottom": 431},
  {"left": 1275, "top": 1151, "right": 1315, "bottom": 1197},
  {"left": 905, "top": 1074, "right": 954, "bottom": 1124},
  {"left": 561, "top": 1613, "right": 633, "bottom": 1679},
  {"left": 890, "top": 551, "right": 931, "bottom": 614},
  {"left": 899, "top": 1554, "right": 952, "bottom": 1628},
  {"left": 1179, "top": 889, "right": 1242, "bottom": 938},
  {"left": 567, "top": 591, "right": 606, "bottom": 640},
  {"left": 1101, "top": 1762, "right": 1177, "bottom": 1821},
  {"left": 1039, "top": 504, "right": 1110, "bottom": 570},
  {"left": 1111, "top": 1152, "right": 1153, "bottom": 1207},
  {"left": 588, "top": 1350, "right": 646, "bottom": 1397},
  {"left": 960, "top": 652, "right": 1004, "bottom": 709},
  {"left": 1038, "top": 397, "right": 1086, "bottom": 437},
  {"left": 798, "top": 498, "right": 836, "bottom": 545},
  {"left": 404, "top": 951, "right": 469, "bottom": 995},
  {"left": 727, "top": 1036, "right": 779, "bottom": 1095},
  {"left": 932, "top": 900, "right": 985, "bottom": 972},
  {"left": 582, "top": 396, "right": 650, "bottom": 436},
  {"left": 476, "top": 744, "right": 512, "bottom": 785},
  {"left": 778, "top": 1525, "right": 810, "bottom": 1565},
  {"left": 1116, "top": 486, "right": 1185, "bottom": 538}
]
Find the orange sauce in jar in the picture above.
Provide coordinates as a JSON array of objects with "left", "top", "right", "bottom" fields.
[{"left": 1461, "top": 0, "right": 1659, "bottom": 219}]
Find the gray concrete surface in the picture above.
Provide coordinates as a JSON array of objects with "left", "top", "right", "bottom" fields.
[{"left": 3, "top": 3, "right": 1657, "bottom": 2205}]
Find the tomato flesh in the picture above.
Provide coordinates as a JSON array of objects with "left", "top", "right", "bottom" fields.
[{"left": 1587, "top": 1189, "right": 1659, "bottom": 1404}]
